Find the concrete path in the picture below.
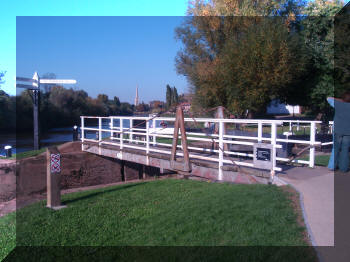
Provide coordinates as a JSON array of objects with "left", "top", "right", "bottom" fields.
[{"left": 278, "top": 166, "right": 334, "bottom": 246}]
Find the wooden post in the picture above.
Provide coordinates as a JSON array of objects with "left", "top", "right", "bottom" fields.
[
  {"left": 46, "top": 147, "right": 66, "bottom": 210},
  {"left": 170, "top": 106, "right": 191, "bottom": 172}
]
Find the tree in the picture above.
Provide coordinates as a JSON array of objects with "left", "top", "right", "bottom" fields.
[
  {"left": 171, "top": 86, "right": 179, "bottom": 106},
  {"left": 0, "top": 90, "right": 15, "bottom": 131},
  {"left": 176, "top": 3, "right": 308, "bottom": 117},
  {"left": 334, "top": 2, "right": 350, "bottom": 97},
  {"left": 113, "top": 96, "right": 121, "bottom": 107},
  {"left": 0, "top": 71, "right": 6, "bottom": 87},
  {"left": 166, "top": 84, "right": 172, "bottom": 109},
  {"left": 301, "top": 0, "right": 344, "bottom": 120},
  {"left": 187, "top": 0, "right": 305, "bottom": 16}
]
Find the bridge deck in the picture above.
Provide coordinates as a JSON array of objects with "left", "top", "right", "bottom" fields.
[{"left": 82, "top": 139, "right": 269, "bottom": 184}]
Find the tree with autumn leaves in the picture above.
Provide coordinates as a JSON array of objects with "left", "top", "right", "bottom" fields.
[{"left": 176, "top": 0, "right": 345, "bottom": 118}]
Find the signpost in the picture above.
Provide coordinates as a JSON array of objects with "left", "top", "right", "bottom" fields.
[
  {"left": 16, "top": 72, "right": 76, "bottom": 150},
  {"left": 46, "top": 147, "right": 66, "bottom": 210},
  {"left": 253, "top": 143, "right": 273, "bottom": 170}
]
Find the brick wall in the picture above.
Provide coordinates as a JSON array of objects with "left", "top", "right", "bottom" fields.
[{"left": 0, "top": 142, "right": 161, "bottom": 201}]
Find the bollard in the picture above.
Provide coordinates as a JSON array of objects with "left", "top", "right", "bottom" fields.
[
  {"left": 46, "top": 147, "right": 66, "bottom": 210},
  {"left": 73, "top": 125, "right": 79, "bottom": 141},
  {"left": 4, "top": 145, "right": 12, "bottom": 158}
]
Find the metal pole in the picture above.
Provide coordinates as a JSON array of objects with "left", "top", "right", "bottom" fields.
[
  {"left": 80, "top": 117, "right": 84, "bottom": 142},
  {"left": 32, "top": 72, "right": 40, "bottom": 150},
  {"left": 218, "top": 120, "right": 224, "bottom": 181},
  {"left": 111, "top": 117, "right": 114, "bottom": 138},
  {"left": 270, "top": 122, "right": 277, "bottom": 184},
  {"left": 258, "top": 122, "right": 263, "bottom": 143},
  {"left": 146, "top": 120, "right": 150, "bottom": 154},
  {"left": 310, "top": 122, "right": 316, "bottom": 168},
  {"left": 152, "top": 118, "right": 156, "bottom": 146},
  {"left": 98, "top": 118, "right": 102, "bottom": 143},
  {"left": 120, "top": 118, "right": 123, "bottom": 150},
  {"left": 129, "top": 119, "right": 133, "bottom": 143},
  {"left": 33, "top": 89, "right": 40, "bottom": 150}
]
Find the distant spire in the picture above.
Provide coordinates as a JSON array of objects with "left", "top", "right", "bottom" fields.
[{"left": 134, "top": 85, "right": 139, "bottom": 106}]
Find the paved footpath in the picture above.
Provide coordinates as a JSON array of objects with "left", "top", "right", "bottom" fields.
[
  {"left": 279, "top": 166, "right": 334, "bottom": 246},
  {"left": 278, "top": 166, "right": 334, "bottom": 247}
]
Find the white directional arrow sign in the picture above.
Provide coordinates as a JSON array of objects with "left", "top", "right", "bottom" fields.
[
  {"left": 15, "top": 71, "right": 77, "bottom": 150},
  {"left": 39, "top": 79, "right": 77, "bottom": 84}
]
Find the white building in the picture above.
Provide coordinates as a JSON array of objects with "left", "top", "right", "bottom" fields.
[{"left": 267, "top": 99, "right": 300, "bottom": 115}]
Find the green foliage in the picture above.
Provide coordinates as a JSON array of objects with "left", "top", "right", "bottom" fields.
[
  {"left": 166, "top": 84, "right": 172, "bottom": 109},
  {"left": 177, "top": 0, "right": 346, "bottom": 118},
  {"left": 301, "top": 0, "right": 344, "bottom": 120},
  {"left": 0, "top": 87, "right": 134, "bottom": 132},
  {"left": 334, "top": 2, "right": 350, "bottom": 96},
  {"left": 0, "top": 70, "right": 6, "bottom": 85},
  {"left": 165, "top": 84, "right": 179, "bottom": 109},
  {"left": 171, "top": 86, "right": 179, "bottom": 106},
  {"left": 176, "top": 15, "right": 307, "bottom": 117},
  {"left": 0, "top": 90, "right": 16, "bottom": 131}
]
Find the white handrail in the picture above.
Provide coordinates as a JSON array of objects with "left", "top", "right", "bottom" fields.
[{"left": 81, "top": 116, "right": 323, "bottom": 174}]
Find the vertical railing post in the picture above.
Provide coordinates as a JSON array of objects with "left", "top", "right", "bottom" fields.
[
  {"left": 98, "top": 117, "right": 102, "bottom": 143},
  {"left": 297, "top": 120, "right": 300, "bottom": 132},
  {"left": 289, "top": 121, "right": 292, "bottom": 132},
  {"left": 80, "top": 116, "right": 84, "bottom": 151},
  {"left": 152, "top": 118, "right": 156, "bottom": 146},
  {"left": 270, "top": 122, "right": 277, "bottom": 183},
  {"left": 146, "top": 119, "right": 150, "bottom": 154},
  {"left": 110, "top": 117, "right": 113, "bottom": 138},
  {"left": 258, "top": 121, "right": 263, "bottom": 143},
  {"left": 218, "top": 120, "right": 224, "bottom": 181},
  {"left": 120, "top": 118, "right": 123, "bottom": 150},
  {"left": 129, "top": 118, "right": 133, "bottom": 143},
  {"left": 310, "top": 121, "right": 316, "bottom": 168},
  {"left": 146, "top": 118, "right": 150, "bottom": 166},
  {"left": 80, "top": 117, "right": 84, "bottom": 142}
]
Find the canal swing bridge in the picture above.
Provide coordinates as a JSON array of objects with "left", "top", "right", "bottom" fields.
[{"left": 80, "top": 106, "right": 333, "bottom": 185}]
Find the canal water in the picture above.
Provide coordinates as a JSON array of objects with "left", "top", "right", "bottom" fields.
[{"left": 0, "top": 118, "right": 167, "bottom": 156}]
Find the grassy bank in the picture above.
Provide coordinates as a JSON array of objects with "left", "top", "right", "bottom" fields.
[
  {"left": 0, "top": 212, "right": 16, "bottom": 261},
  {"left": 1, "top": 179, "right": 317, "bottom": 261},
  {"left": 0, "top": 148, "right": 47, "bottom": 160}
]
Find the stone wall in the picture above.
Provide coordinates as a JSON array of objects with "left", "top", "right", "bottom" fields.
[
  {"left": 0, "top": 160, "right": 16, "bottom": 201},
  {"left": 0, "top": 142, "right": 161, "bottom": 201}
]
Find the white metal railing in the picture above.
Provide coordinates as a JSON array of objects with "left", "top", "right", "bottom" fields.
[{"left": 80, "top": 116, "right": 324, "bottom": 178}]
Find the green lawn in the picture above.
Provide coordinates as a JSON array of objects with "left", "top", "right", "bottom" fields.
[
  {"left": 0, "top": 212, "right": 15, "bottom": 261},
  {"left": 297, "top": 154, "right": 331, "bottom": 167},
  {"left": 0, "top": 148, "right": 46, "bottom": 160},
  {"left": 297, "top": 153, "right": 350, "bottom": 168},
  {"left": 0, "top": 179, "right": 317, "bottom": 261},
  {"left": 242, "top": 125, "right": 312, "bottom": 136}
]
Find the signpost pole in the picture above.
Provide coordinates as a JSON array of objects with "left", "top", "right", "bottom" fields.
[
  {"left": 32, "top": 72, "right": 40, "bottom": 150},
  {"left": 46, "top": 147, "right": 66, "bottom": 210},
  {"left": 33, "top": 89, "right": 40, "bottom": 150},
  {"left": 16, "top": 72, "right": 77, "bottom": 151}
]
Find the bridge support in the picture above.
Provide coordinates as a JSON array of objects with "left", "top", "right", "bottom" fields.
[{"left": 170, "top": 106, "right": 191, "bottom": 173}]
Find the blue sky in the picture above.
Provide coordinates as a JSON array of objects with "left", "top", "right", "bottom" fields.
[
  {"left": 1, "top": 0, "right": 349, "bottom": 103},
  {"left": 0, "top": 0, "right": 188, "bottom": 103},
  {"left": 16, "top": 16, "right": 188, "bottom": 103}
]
